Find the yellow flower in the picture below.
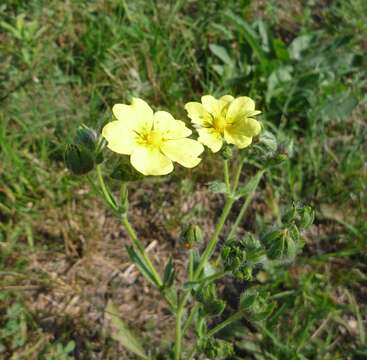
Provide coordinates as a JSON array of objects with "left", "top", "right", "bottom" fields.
[
  {"left": 185, "top": 95, "right": 261, "bottom": 152},
  {"left": 102, "top": 98, "right": 204, "bottom": 176}
]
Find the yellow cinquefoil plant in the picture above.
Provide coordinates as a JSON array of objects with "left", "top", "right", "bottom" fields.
[
  {"left": 65, "top": 95, "right": 313, "bottom": 360},
  {"left": 185, "top": 95, "right": 261, "bottom": 152}
]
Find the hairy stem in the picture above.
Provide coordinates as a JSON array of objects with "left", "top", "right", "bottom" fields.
[
  {"left": 227, "top": 170, "right": 265, "bottom": 241},
  {"left": 194, "top": 197, "right": 234, "bottom": 279},
  {"left": 224, "top": 160, "right": 231, "bottom": 193},
  {"left": 174, "top": 291, "right": 191, "bottom": 360},
  {"left": 174, "top": 159, "right": 244, "bottom": 358}
]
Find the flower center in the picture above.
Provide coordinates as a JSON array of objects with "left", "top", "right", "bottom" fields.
[
  {"left": 212, "top": 115, "right": 227, "bottom": 133},
  {"left": 137, "top": 128, "right": 163, "bottom": 148}
]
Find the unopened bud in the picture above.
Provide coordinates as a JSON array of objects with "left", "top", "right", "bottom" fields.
[
  {"left": 75, "top": 125, "right": 98, "bottom": 151},
  {"left": 64, "top": 144, "right": 95, "bottom": 175},
  {"left": 220, "top": 145, "right": 233, "bottom": 160},
  {"left": 181, "top": 224, "right": 202, "bottom": 249}
]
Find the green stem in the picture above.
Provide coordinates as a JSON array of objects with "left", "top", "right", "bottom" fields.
[
  {"left": 227, "top": 170, "right": 265, "bottom": 241},
  {"left": 194, "top": 158, "right": 245, "bottom": 280},
  {"left": 174, "top": 291, "right": 191, "bottom": 360},
  {"left": 95, "top": 166, "right": 163, "bottom": 289},
  {"left": 224, "top": 160, "right": 231, "bottom": 193},
  {"left": 182, "top": 303, "right": 199, "bottom": 337},
  {"left": 96, "top": 165, "right": 116, "bottom": 209},
  {"left": 188, "top": 250, "right": 194, "bottom": 281},
  {"left": 194, "top": 197, "right": 234, "bottom": 279},
  {"left": 121, "top": 215, "right": 162, "bottom": 287},
  {"left": 232, "top": 155, "right": 244, "bottom": 191},
  {"left": 207, "top": 311, "right": 243, "bottom": 337}
]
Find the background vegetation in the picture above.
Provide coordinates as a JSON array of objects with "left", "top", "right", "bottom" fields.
[{"left": 1, "top": 0, "right": 366, "bottom": 359}]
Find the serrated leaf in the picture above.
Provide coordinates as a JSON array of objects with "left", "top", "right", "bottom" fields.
[
  {"left": 208, "top": 181, "right": 227, "bottom": 194},
  {"left": 240, "top": 290, "right": 258, "bottom": 310},
  {"left": 105, "top": 300, "right": 148, "bottom": 359}
]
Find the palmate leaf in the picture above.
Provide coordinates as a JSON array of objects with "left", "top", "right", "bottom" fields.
[{"left": 104, "top": 300, "right": 148, "bottom": 359}]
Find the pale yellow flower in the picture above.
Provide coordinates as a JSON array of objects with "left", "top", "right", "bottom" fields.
[
  {"left": 185, "top": 95, "right": 261, "bottom": 152},
  {"left": 102, "top": 98, "right": 204, "bottom": 176}
]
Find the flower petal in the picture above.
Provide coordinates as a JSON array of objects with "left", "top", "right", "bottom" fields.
[
  {"left": 131, "top": 98, "right": 154, "bottom": 130},
  {"left": 102, "top": 120, "right": 137, "bottom": 154},
  {"left": 220, "top": 95, "right": 234, "bottom": 103},
  {"left": 197, "top": 128, "right": 223, "bottom": 153},
  {"left": 112, "top": 104, "right": 136, "bottom": 128},
  {"left": 229, "top": 117, "right": 261, "bottom": 137},
  {"left": 224, "top": 117, "right": 261, "bottom": 149},
  {"left": 185, "top": 102, "right": 212, "bottom": 127},
  {"left": 154, "top": 111, "right": 192, "bottom": 139},
  {"left": 161, "top": 138, "right": 204, "bottom": 168},
  {"left": 224, "top": 128, "right": 253, "bottom": 149},
  {"left": 112, "top": 98, "right": 154, "bottom": 132},
  {"left": 226, "top": 96, "right": 256, "bottom": 123},
  {"left": 130, "top": 146, "right": 173, "bottom": 176},
  {"left": 201, "top": 95, "right": 219, "bottom": 113}
]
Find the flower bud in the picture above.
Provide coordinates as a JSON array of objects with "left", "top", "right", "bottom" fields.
[
  {"left": 75, "top": 125, "right": 98, "bottom": 151},
  {"left": 220, "top": 145, "right": 233, "bottom": 160},
  {"left": 181, "top": 224, "right": 202, "bottom": 249},
  {"left": 297, "top": 206, "right": 314, "bottom": 229},
  {"left": 64, "top": 144, "right": 95, "bottom": 175},
  {"left": 265, "top": 153, "right": 288, "bottom": 168}
]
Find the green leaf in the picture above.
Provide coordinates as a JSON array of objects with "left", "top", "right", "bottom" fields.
[
  {"left": 289, "top": 34, "right": 313, "bottom": 60},
  {"left": 226, "top": 11, "right": 269, "bottom": 68},
  {"left": 163, "top": 256, "right": 175, "bottom": 288},
  {"left": 321, "top": 92, "right": 359, "bottom": 120},
  {"left": 105, "top": 300, "right": 148, "bottom": 359},
  {"left": 209, "top": 44, "right": 233, "bottom": 65},
  {"left": 126, "top": 246, "right": 159, "bottom": 286},
  {"left": 272, "top": 38, "right": 289, "bottom": 61},
  {"left": 236, "top": 170, "right": 264, "bottom": 198},
  {"left": 240, "top": 289, "right": 258, "bottom": 310},
  {"left": 208, "top": 181, "right": 227, "bottom": 194}
]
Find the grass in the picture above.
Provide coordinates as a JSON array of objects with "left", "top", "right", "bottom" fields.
[{"left": 0, "top": 0, "right": 366, "bottom": 358}]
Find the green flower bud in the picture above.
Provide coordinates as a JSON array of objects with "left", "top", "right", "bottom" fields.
[
  {"left": 181, "top": 224, "right": 202, "bottom": 249},
  {"left": 265, "top": 153, "right": 288, "bottom": 168},
  {"left": 259, "top": 130, "right": 277, "bottom": 153},
  {"left": 297, "top": 206, "right": 315, "bottom": 229},
  {"left": 282, "top": 204, "right": 297, "bottom": 224},
  {"left": 195, "top": 283, "right": 226, "bottom": 316},
  {"left": 75, "top": 125, "right": 98, "bottom": 151},
  {"left": 221, "top": 236, "right": 264, "bottom": 280},
  {"left": 220, "top": 145, "right": 233, "bottom": 160},
  {"left": 261, "top": 229, "right": 286, "bottom": 260},
  {"left": 198, "top": 338, "right": 234, "bottom": 359},
  {"left": 64, "top": 144, "right": 95, "bottom": 175}
]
